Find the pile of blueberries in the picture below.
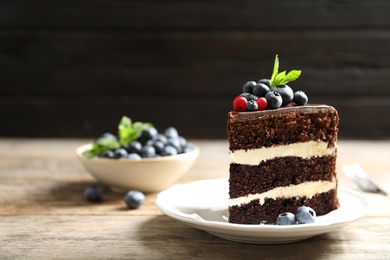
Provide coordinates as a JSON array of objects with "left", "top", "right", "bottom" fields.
[
  {"left": 276, "top": 206, "right": 316, "bottom": 225},
  {"left": 97, "top": 127, "right": 193, "bottom": 160},
  {"left": 233, "top": 79, "right": 309, "bottom": 112}
]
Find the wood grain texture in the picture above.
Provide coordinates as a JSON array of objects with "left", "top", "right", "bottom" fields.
[
  {"left": 0, "top": 1, "right": 390, "bottom": 138},
  {"left": 0, "top": 139, "right": 389, "bottom": 259}
]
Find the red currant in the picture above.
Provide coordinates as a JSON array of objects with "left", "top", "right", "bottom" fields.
[
  {"left": 233, "top": 96, "right": 247, "bottom": 112},
  {"left": 256, "top": 97, "right": 268, "bottom": 110}
]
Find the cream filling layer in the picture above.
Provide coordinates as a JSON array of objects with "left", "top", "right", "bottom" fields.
[
  {"left": 229, "top": 180, "right": 337, "bottom": 207},
  {"left": 230, "top": 141, "right": 336, "bottom": 166}
]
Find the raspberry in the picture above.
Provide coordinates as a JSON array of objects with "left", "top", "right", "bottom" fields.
[
  {"left": 232, "top": 96, "right": 247, "bottom": 112},
  {"left": 256, "top": 97, "right": 268, "bottom": 110}
]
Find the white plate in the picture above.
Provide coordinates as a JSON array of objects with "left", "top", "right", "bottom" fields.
[{"left": 155, "top": 178, "right": 369, "bottom": 244}]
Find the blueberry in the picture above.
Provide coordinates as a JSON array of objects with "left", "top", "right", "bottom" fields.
[
  {"left": 246, "top": 100, "right": 258, "bottom": 111},
  {"left": 124, "top": 140, "right": 142, "bottom": 154},
  {"left": 276, "top": 212, "right": 296, "bottom": 225},
  {"left": 164, "top": 127, "right": 179, "bottom": 139},
  {"left": 272, "top": 85, "right": 294, "bottom": 106},
  {"left": 293, "top": 91, "right": 308, "bottom": 105},
  {"left": 127, "top": 153, "right": 142, "bottom": 160},
  {"left": 124, "top": 190, "right": 145, "bottom": 209},
  {"left": 167, "top": 137, "right": 182, "bottom": 152},
  {"left": 141, "top": 145, "right": 156, "bottom": 158},
  {"left": 162, "top": 145, "right": 178, "bottom": 156},
  {"left": 95, "top": 132, "right": 117, "bottom": 143},
  {"left": 113, "top": 148, "right": 128, "bottom": 159},
  {"left": 252, "top": 83, "right": 270, "bottom": 97},
  {"left": 152, "top": 140, "right": 165, "bottom": 154},
  {"left": 265, "top": 91, "right": 282, "bottom": 109},
  {"left": 177, "top": 136, "right": 188, "bottom": 149},
  {"left": 146, "top": 139, "right": 154, "bottom": 146},
  {"left": 182, "top": 143, "right": 194, "bottom": 153},
  {"left": 138, "top": 127, "right": 158, "bottom": 144},
  {"left": 239, "top": 93, "right": 258, "bottom": 101},
  {"left": 100, "top": 150, "right": 115, "bottom": 159},
  {"left": 295, "top": 206, "right": 316, "bottom": 224},
  {"left": 242, "top": 81, "right": 257, "bottom": 94},
  {"left": 154, "top": 133, "right": 168, "bottom": 144},
  {"left": 258, "top": 78, "right": 271, "bottom": 87},
  {"left": 84, "top": 185, "right": 103, "bottom": 202}
]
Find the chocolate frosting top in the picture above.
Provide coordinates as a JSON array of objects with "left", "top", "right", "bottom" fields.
[{"left": 229, "top": 104, "right": 336, "bottom": 119}]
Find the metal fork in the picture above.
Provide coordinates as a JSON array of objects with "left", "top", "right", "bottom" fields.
[{"left": 342, "top": 164, "right": 387, "bottom": 196}]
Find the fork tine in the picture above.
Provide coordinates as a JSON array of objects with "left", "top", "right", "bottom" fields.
[{"left": 342, "top": 164, "right": 387, "bottom": 195}]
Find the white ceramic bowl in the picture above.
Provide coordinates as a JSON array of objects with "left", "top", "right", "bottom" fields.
[{"left": 76, "top": 144, "right": 199, "bottom": 193}]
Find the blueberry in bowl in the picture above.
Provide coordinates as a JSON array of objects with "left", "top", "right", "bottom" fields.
[{"left": 76, "top": 116, "right": 199, "bottom": 193}]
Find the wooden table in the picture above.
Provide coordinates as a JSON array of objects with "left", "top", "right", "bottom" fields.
[{"left": 1, "top": 138, "right": 389, "bottom": 259}]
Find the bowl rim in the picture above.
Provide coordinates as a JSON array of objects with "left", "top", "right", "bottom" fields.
[{"left": 76, "top": 143, "right": 199, "bottom": 163}]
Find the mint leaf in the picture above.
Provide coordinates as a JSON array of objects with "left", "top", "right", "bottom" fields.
[
  {"left": 269, "top": 55, "right": 302, "bottom": 87},
  {"left": 118, "top": 116, "right": 152, "bottom": 146},
  {"left": 285, "top": 70, "right": 301, "bottom": 82},
  {"left": 273, "top": 70, "right": 286, "bottom": 86},
  {"left": 118, "top": 116, "right": 135, "bottom": 146},
  {"left": 270, "top": 54, "right": 279, "bottom": 85},
  {"left": 83, "top": 137, "right": 120, "bottom": 158},
  {"left": 83, "top": 116, "right": 153, "bottom": 158}
]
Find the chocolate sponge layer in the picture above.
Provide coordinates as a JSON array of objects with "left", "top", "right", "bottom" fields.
[
  {"left": 229, "top": 155, "right": 337, "bottom": 199},
  {"left": 228, "top": 190, "right": 339, "bottom": 224},
  {"left": 227, "top": 105, "right": 339, "bottom": 151}
]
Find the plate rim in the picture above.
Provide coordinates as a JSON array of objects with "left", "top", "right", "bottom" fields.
[{"left": 155, "top": 177, "right": 369, "bottom": 236}]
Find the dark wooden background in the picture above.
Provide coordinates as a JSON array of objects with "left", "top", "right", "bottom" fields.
[{"left": 1, "top": 1, "right": 390, "bottom": 139}]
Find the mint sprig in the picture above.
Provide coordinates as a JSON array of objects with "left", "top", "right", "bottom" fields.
[
  {"left": 83, "top": 116, "right": 152, "bottom": 158},
  {"left": 269, "top": 55, "right": 301, "bottom": 87}
]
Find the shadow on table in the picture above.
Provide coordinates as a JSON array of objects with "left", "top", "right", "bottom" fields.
[{"left": 136, "top": 215, "right": 343, "bottom": 259}]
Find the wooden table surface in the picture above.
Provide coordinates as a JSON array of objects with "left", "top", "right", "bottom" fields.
[{"left": 1, "top": 138, "right": 389, "bottom": 259}]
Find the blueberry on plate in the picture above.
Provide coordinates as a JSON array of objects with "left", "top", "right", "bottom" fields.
[
  {"left": 295, "top": 206, "right": 316, "bottom": 224},
  {"left": 124, "top": 190, "right": 145, "bottom": 209},
  {"left": 84, "top": 185, "right": 103, "bottom": 202},
  {"left": 276, "top": 212, "right": 296, "bottom": 225}
]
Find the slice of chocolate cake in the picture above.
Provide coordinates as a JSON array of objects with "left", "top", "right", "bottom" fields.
[
  {"left": 227, "top": 105, "right": 340, "bottom": 224},
  {"left": 227, "top": 55, "right": 340, "bottom": 225}
]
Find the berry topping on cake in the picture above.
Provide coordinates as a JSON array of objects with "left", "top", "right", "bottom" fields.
[
  {"left": 253, "top": 83, "right": 270, "bottom": 97},
  {"left": 293, "top": 91, "right": 309, "bottom": 105},
  {"left": 265, "top": 91, "right": 283, "bottom": 109},
  {"left": 256, "top": 97, "right": 268, "bottom": 110},
  {"left": 232, "top": 55, "right": 307, "bottom": 112},
  {"left": 243, "top": 81, "right": 257, "bottom": 93},
  {"left": 271, "top": 85, "right": 294, "bottom": 106},
  {"left": 246, "top": 100, "right": 258, "bottom": 111},
  {"left": 232, "top": 96, "right": 248, "bottom": 112}
]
